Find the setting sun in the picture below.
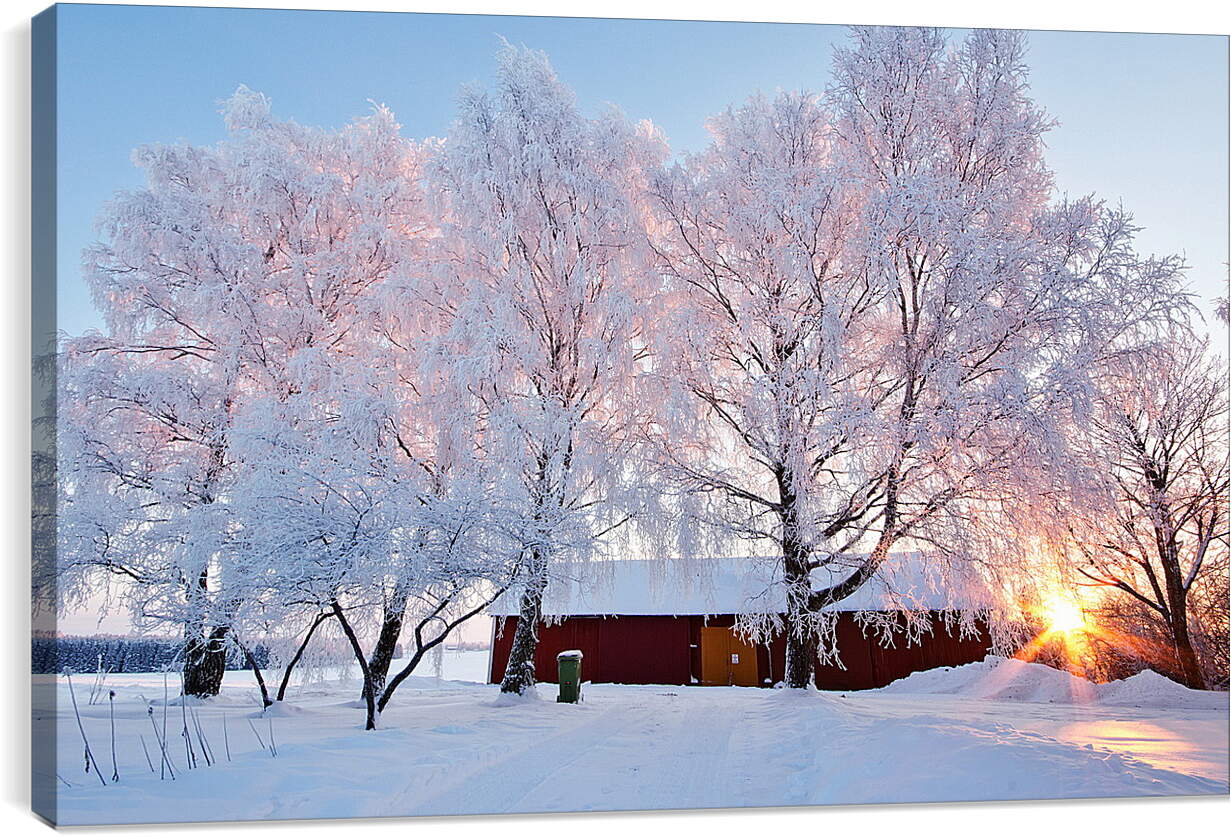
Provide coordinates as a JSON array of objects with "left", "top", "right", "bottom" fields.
[{"left": 1042, "top": 596, "right": 1087, "bottom": 635}]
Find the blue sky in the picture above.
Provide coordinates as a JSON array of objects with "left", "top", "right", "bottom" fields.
[{"left": 54, "top": 4, "right": 1229, "bottom": 339}]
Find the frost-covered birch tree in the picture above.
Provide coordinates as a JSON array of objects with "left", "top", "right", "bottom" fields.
[
  {"left": 58, "top": 341, "right": 238, "bottom": 696},
  {"left": 1061, "top": 339, "right": 1228, "bottom": 688},
  {"left": 230, "top": 305, "right": 524, "bottom": 727},
  {"left": 645, "top": 88, "right": 872, "bottom": 686},
  {"left": 57, "top": 87, "right": 428, "bottom": 697},
  {"left": 647, "top": 27, "right": 1190, "bottom": 687},
  {"left": 429, "top": 44, "right": 666, "bottom": 694}
]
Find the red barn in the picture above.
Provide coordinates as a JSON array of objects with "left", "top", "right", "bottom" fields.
[{"left": 487, "top": 555, "right": 993, "bottom": 690}]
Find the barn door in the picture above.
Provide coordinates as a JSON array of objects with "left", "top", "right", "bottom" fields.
[{"left": 700, "top": 627, "right": 760, "bottom": 686}]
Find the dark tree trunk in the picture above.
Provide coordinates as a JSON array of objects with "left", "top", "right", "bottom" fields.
[
  {"left": 236, "top": 639, "right": 273, "bottom": 708},
  {"left": 362, "top": 583, "right": 412, "bottom": 706},
  {"left": 783, "top": 628, "right": 818, "bottom": 690},
  {"left": 378, "top": 582, "right": 512, "bottom": 713},
  {"left": 182, "top": 564, "right": 228, "bottom": 698},
  {"left": 1164, "top": 582, "right": 1205, "bottom": 690},
  {"left": 776, "top": 466, "right": 816, "bottom": 690},
  {"left": 775, "top": 461, "right": 901, "bottom": 689},
  {"left": 1170, "top": 620, "right": 1206, "bottom": 690},
  {"left": 1155, "top": 509, "right": 1207, "bottom": 691},
  {"left": 500, "top": 558, "right": 547, "bottom": 695},
  {"left": 182, "top": 626, "right": 228, "bottom": 698},
  {"left": 276, "top": 613, "right": 331, "bottom": 703},
  {"left": 331, "top": 602, "right": 378, "bottom": 730},
  {"left": 782, "top": 536, "right": 816, "bottom": 689}
]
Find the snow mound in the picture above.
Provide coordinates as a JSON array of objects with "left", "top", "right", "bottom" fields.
[
  {"left": 487, "top": 686, "right": 542, "bottom": 707},
  {"left": 256, "top": 700, "right": 311, "bottom": 718},
  {"left": 1098, "top": 669, "right": 1227, "bottom": 710},
  {"left": 878, "top": 656, "right": 1096, "bottom": 703},
  {"left": 878, "top": 656, "right": 1225, "bottom": 709}
]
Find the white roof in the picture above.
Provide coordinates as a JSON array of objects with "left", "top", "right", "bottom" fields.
[{"left": 488, "top": 553, "right": 993, "bottom": 618}]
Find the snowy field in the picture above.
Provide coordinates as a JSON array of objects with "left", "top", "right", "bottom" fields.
[{"left": 36, "top": 651, "right": 1228, "bottom": 825}]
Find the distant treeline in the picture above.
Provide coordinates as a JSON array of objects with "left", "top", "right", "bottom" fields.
[
  {"left": 446, "top": 640, "right": 491, "bottom": 652},
  {"left": 32, "top": 633, "right": 270, "bottom": 675}
]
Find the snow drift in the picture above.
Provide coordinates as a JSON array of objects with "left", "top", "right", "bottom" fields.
[{"left": 877, "top": 656, "right": 1225, "bottom": 709}]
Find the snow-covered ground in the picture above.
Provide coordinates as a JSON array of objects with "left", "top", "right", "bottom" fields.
[{"left": 36, "top": 651, "right": 1228, "bottom": 825}]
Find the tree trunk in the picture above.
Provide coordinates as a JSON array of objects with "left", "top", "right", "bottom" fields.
[
  {"left": 331, "top": 602, "right": 378, "bottom": 730},
  {"left": 182, "top": 564, "right": 228, "bottom": 698},
  {"left": 783, "top": 627, "right": 817, "bottom": 689},
  {"left": 776, "top": 466, "right": 816, "bottom": 690},
  {"left": 1167, "top": 606, "right": 1206, "bottom": 690},
  {"left": 236, "top": 639, "right": 273, "bottom": 708},
  {"left": 500, "top": 557, "right": 547, "bottom": 695},
  {"left": 379, "top": 582, "right": 513, "bottom": 713},
  {"left": 1156, "top": 514, "right": 1206, "bottom": 691},
  {"left": 362, "top": 582, "right": 412, "bottom": 706},
  {"left": 276, "top": 612, "right": 331, "bottom": 703},
  {"left": 182, "top": 626, "right": 228, "bottom": 698},
  {"left": 782, "top": 538, "right": 816, "bottom": 689}
]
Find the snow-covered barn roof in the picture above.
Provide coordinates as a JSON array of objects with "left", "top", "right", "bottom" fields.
[{"left": 487, "top": 552, "right": 994, "bottom": 618}]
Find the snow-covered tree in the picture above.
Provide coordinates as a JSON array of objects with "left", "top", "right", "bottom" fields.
[
  {"left": 646, "top": 27, "right": 1191, "bottom": 687},
  {"left": 58, "top": 340, "right": 239, "bottom": 696},
  {"left": 428, "top": 44, "right": 666, "bottom": 694},
  {"left": 230, "top": 356, "right": 522, "bottom": 727},
  {"left": 644, "top": 88, "right": 870, "bottom": 684},
  {"left": 57, "top": 87, "right": 428, "bottom": 697},
  {"left": 1061, "top": 338, "right": 1228, "bottom": 688}
]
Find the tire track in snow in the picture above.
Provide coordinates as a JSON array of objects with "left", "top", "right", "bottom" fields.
[
  {"left": 632, "top": 690, "right": 742, "bottom": 810},
  {"left": 406, "top": 689, "right": 749, "bottom": 815},
  {"left": 404, "top": 697, "right": 641, "bottom": 816},
  {"left": 515, "top": 690, "right": 745, "bottom": 813}
]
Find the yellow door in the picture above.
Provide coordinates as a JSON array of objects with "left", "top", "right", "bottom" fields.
[{"left": 700, "top": 627, "right": 760, "bottom": 686}]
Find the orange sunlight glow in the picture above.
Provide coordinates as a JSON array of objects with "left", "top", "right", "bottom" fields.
[
  {"left": 1041, "top": 595, "right": 1086, "bottom": 635},
  {"left": 997, "top": 589, "right": 1104, "bottom": 701}
]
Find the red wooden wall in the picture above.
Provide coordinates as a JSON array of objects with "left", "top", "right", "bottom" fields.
[
  {"left": 763, "top": 613, "right": 993, "bottom": 689},
  {"left": 489, "top": 615, "right": 695, "bottom": 686},
  {"left": 488, "top": 612, "right": 990, "bottom": 689}
]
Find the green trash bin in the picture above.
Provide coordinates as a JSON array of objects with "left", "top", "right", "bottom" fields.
[{"left": 556, "top": 650, "right": 584, "bottom": 703}]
